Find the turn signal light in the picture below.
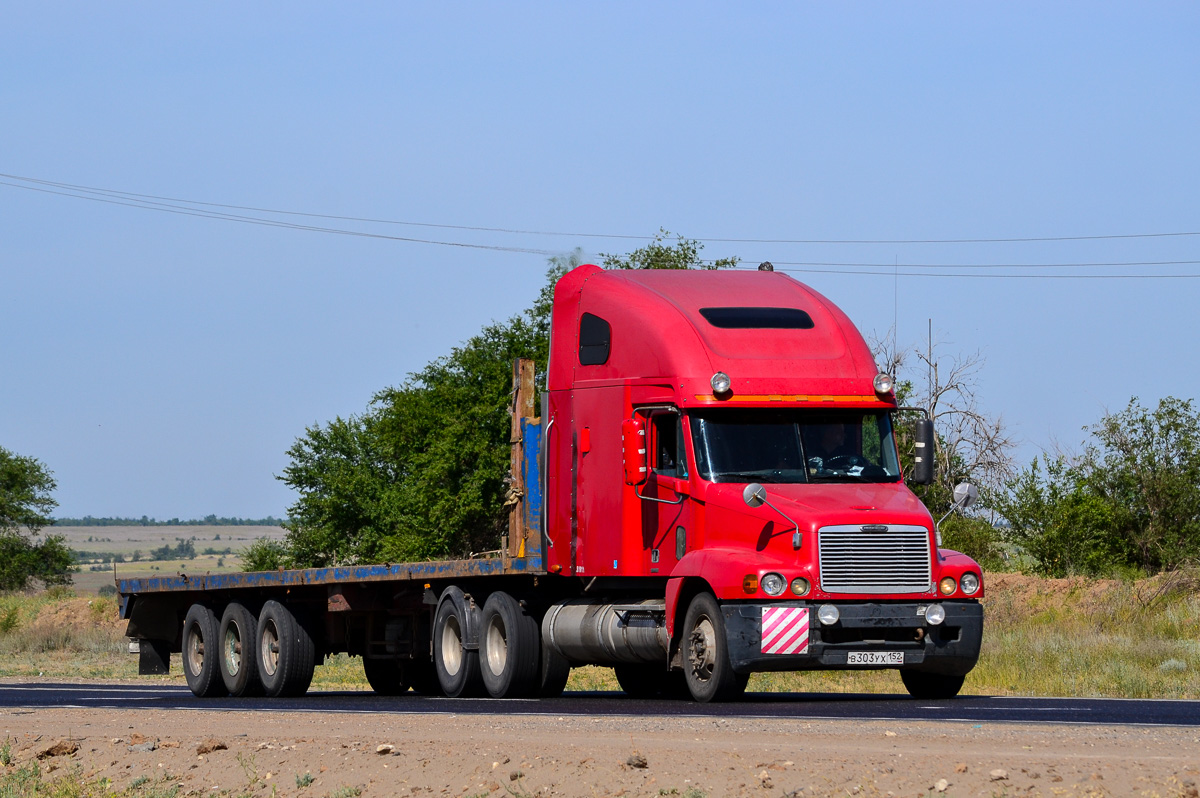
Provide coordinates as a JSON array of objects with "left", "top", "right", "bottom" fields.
[
  {"left": 742, "top": 574, "right": 759, "bottom": 594},
  {"left": 938, "top": 576, "right": 957, "bottom": 595}
]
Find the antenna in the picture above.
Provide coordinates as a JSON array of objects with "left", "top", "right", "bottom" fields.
[{"left": 927, "top": 318, "right": 933, "bottom": 413}]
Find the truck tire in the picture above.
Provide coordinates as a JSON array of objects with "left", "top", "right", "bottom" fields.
[
  {"left": 256, "top": 600, "right": 315, "bottom": 697},
  {"left": 900, "top": 670, "right": 965, "bottom": 699},
  {"left": 537, "top": 638, "right": 571, "bottom": 698},
  {"left": 218, "top": 602, "right": 262, "bottom": 697},
  {"left": 681, "top": 593, "right": 747, "bottom": 703},
  {"left": 479, "top": 592, "right": 539, "bottom": 698},
  {"left": 182, "top": 604, "right": 227, "bottom": 698},
  {"left": 363, "top": 657, "right": 410, "bottom": 696},
  {"left": 433, "top": 587, "right": 483, "bottom": 698}
]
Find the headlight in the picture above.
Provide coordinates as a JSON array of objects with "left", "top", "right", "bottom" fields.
[
  {"left": 817, "top": 604, "right": 840, "bottom": 625},
  {"left": 960, "top": 572, "right": 980, "bottom": 595},
  {"left": 790, "top": 577, "right": 810, "bottom": 596},
  {"left": 938, "top": 577, "right": 957, "bottom": 596},
  {"left": 925, "top": 603, "right": 946, "bottom": 625},
  {"left": 873, "top": 372, "right": 895, "bottom": 395},
  {"left": 761, "top": 572, "right": 786, "bottom": 596},
  {"left": 711, "top": 372, "right": 732, "bottom": 395}
]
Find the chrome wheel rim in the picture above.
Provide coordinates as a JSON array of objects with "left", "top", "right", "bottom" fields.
[
  {"left": 441, "top": 615, "right": 463, "bottom": 677},
  {"left": 688, "top": 616, "right": 717, "bottom": 683},
  {"left": 186, "top": 624, "right": 205, "bottom": 676},
  {"left": 224, "top": 625, "right": 242, "bottom": 676},
  {"left": 485, "top": 615, "right": 508, "bottom": 677},
  {"left": 260, "top": 619, "right": 280, "bottom": 677}
]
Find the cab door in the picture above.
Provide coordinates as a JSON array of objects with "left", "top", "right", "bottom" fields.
[{"left": 640, "top": 410, "right": 693, "bottom": 575}]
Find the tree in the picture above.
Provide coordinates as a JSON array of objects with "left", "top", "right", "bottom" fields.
[
  {"left": 600, "top": 228, "right": 738, "bottom": 271},
  {"left": 997, "top": 397, "right": 1200, "bottom": 576},
  {"left": 277, "top": 235, "right": 735, "bottom": 568},
  {"left": 0, "top": 446, "right": 73, "bottom": 590}
]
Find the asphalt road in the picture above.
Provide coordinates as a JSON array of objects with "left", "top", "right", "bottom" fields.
[{"left": 2, "top": 682, "right": 1197, "bottom": 727}]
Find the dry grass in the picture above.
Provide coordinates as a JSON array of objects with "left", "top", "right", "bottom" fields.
[{"left": 3, "top": 572, "right": 1198, "bottom": 698}]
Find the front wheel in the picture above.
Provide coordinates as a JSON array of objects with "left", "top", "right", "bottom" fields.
[
  {"left": 900, "top": 670, "right": 965, "bottom": 699},
  {"left": 681, "top": 593, "right": 747, "bottom": 703}
]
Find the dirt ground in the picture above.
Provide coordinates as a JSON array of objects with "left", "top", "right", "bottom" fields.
[{"left": 4, "top": 706, "right": 1198, "bottom": 798}]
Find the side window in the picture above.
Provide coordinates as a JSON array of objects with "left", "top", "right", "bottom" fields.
[
  {"left": 651, "top": 414, "right": 688, "bottom": 479},
  {"left": 579, "top": 313, "right": 611, "bottom": 365}
]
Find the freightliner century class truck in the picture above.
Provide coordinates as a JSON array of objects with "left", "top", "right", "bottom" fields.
[{"left": 118, "top": 263, "right": 984, "bottom": 703}]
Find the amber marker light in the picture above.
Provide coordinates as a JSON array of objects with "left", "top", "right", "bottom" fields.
[
  {"left": 939, "top": 576, "right": 957, "bottom": 595},
  {"left": 742, "top": 574, "right": 759, "bottom": 594}
]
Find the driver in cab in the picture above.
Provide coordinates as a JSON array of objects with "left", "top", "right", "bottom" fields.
[{"left": 803, "top": 422, "right": 861, "bottom": 476}]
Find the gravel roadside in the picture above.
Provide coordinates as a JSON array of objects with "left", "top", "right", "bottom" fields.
[{"left": 3, "top": 707, "right": 1199, "bottom": 797}]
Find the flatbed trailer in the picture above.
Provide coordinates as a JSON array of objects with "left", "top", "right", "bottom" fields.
[{"left": 119, "top": 264, "right": 984, "bottom": 703}]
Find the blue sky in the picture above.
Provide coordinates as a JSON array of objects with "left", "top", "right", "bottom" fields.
[{"left": 2, "top": 4, "right": 1197, "bottom": 519}]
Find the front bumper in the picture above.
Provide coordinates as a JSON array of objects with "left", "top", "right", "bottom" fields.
[{"left": 722, "top": 600, "right": 983, "bottom": 677}]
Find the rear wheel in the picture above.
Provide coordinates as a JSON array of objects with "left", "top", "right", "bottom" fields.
[
  {"left": 433, "top": 588, "right": 483, "bottom": 698},
  {"left": 900, "top": 670, "right": 965, "bottom": 699},
  {"left": 363, "top": 657, "right": 410, "bottom": 696},
  {"left": 479, "top": 592, "right": 540, "bottom": 698},
  {"left": 256, "top": 600, "right": 315, "bottom": 697},
  {"left": 681, "top": 593, "right": 746, "bottom": 703},
  {"left": 218, "top": 602, "right": 261, "bottom": 697},
  {"left": 182, "top": 604, "right": 227, "bottom": 698}
]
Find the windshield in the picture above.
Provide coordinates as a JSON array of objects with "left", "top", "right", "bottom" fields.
[{"left": 689, "top": 409, "right": 902, "bottom": 484}]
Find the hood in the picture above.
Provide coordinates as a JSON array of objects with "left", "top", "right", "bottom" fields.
[{"left": 700, "top": 480, "right": 933, "bottom": 552}]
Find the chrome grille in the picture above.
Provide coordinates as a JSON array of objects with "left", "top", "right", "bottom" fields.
[{"left": 818, "top": 524, "right": 931, "bottom": 594}]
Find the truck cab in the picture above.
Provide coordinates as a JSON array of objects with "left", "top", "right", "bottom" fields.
[{"left": 541, "top": 264, "right": 983, "bottom": 700}]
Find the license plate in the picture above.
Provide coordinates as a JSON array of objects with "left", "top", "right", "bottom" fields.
[{"left": 847, "top": 651, "right": 904, "bottom": 665}]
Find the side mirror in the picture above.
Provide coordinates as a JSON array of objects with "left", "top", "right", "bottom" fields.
[
  {"left": 621, "top": 417, "right": 648, "bottom": 486},
  {"left": 911, "top": 418, "right": 935, "bottom": 485},
  {"left": 743, "top": 482, "right": 767, "bottom": 508},
  {"left": 953, "top": 482, "right": 978, "bottom": 509}
]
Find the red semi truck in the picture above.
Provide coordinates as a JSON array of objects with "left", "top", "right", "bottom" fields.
[{"left": 119, "top": 263, "right": 984, "bottom": 703}]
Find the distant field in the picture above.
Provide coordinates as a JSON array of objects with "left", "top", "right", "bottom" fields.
[{"left": 52, "top": 525, "right": 287, "bottom": 595}]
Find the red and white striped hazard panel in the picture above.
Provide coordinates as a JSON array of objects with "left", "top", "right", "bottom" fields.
[{"left": 761, "top": 606, "right": 810, "bottom": 655}]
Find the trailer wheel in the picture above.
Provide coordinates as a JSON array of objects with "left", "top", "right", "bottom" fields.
[
  {"left": 219, "top": 602, "right": 262, "bottom": 697},
  {"left": 537, "top": 637, "right": 571, "bottom": 698},
  {"left": 681, "top": 593, "right": 746, "bottom": 703},
  {"left": 256, "top": 600, "right": 315, "bottom": 697},
  {"left": 433, "top": 588, "right": 483, "bottom": 697},
  {"left": 363, "top": 657, "right": 410, "bottom": 695},
  {"left": 900, "top": 670, "right": 965, "bottom": 699},
  {"left": 479, "top": 592, "right": 539, "bottom": 698},
  {"left": 182, "top": 604, "right": 227, "bottom": 698}
]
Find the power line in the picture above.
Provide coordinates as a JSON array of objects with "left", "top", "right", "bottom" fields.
[
  {"left": 0, "top": 178, "right": 555, "bottom": 256},
  {"left": 3, "top": 170, "right": 1199, "bottom": 247},
  {"left": 735, "top": 264, "right": 1200, "bottom": 279}
]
